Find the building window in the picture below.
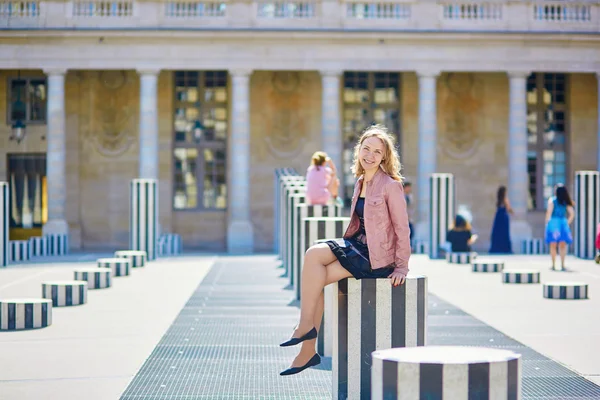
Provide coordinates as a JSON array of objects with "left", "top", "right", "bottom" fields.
[
  {"left": 7, "top": 153, "right": 47, "bottom": 231},
  {"left": 526, "top": 73, "right": 568, "bottom": 211},
  {"left": 342, "top": 72, "right": 401, "bottom": 205},
  {"left": 7, "top": 77, "right": 47, "bottom": 124},
  {"left": 173, "top": 71, "right": 228, "bottom": 211}
]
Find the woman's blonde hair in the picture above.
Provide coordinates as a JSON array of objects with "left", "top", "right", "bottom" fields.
[
  {"left": 311, "top": 151, "right": 327, "bottom": 168},
  {"left": 351, "top": 124, "right": 403, "bottom": 182}
]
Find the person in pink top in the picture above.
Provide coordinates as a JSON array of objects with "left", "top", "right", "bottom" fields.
[{"left": 305, "top": 151, "right": 339, "bottom": 205}]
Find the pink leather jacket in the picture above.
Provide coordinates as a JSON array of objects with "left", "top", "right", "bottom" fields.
[{"left": 343, "top": 168, "right": 411, "bottom": 277}]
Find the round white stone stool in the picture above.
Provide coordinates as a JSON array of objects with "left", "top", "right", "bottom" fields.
[
  {"left": 472, "top": 259, "right": 504, "bottom": 273},
  {"left": 42, "top": 281, "right": 88, "bottom": 307},
  {"left": 543, "top": 282, "right": 588, "bottom": 300},
  {"left": 0, "top": 298, "right": 52, "bottom": 330},
  {"left": 372, "top": 346, "right": 521, "bottom": 400},
  {"left": 446, "top": 252, "right": 477, "bottom": 264},
  {"left": 97, "top": 258, "right": 131, "bottom": 277},
  {"left": 114, "top": 250, "right": 147, "bottom": 268},
  {"left": 503, "top": 270, "right": 540, "bottom": 284},
  {"left": 74, "top": 268, "right": 112, "bottom": 289}
]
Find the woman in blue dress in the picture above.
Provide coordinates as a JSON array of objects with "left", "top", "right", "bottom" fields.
[
  {"left": 545, "top": 184, "right": 575, "bottom": 271},
  {"left": 489, "top": 186, "right": 513, "bottom": 254}
]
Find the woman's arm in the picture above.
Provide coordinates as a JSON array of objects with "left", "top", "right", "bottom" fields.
[
  {"left": 545, "top": 198, "right": 554, "bottom": 223},
  {"left": 384, "top": 181, "right": 411, "bottom": 278},
  {"left": 567, "top": 205, "right": 575, "bottom": 225},
  {"left": 505, "top": 198, "right": 513, "bottom": 214}
]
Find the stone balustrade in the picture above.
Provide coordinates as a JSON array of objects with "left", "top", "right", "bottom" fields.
[{"left": 1, "top": 0, "right": 598, "bottom": 32}]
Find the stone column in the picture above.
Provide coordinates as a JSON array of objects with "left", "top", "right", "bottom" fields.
[
  {"left": 138, "top": 69, "right": 159, "bottom": 180},
  {"left": 597, "top": 73, "right": 600, "bottom": 171},
  {"left": 507, "top": 72, "right": 532, "bottom": 248},
  {"left": 415, "top": 70, "right": 439, "bottom": 242},
  {"left": 320, "top": 70, "right": 342, "bottom": 170},
  {"left": 227, "top": 69, "right": 254, "bottom": 254},
  {"left": 42, "top": 69, "right": 68, "bottom": 236}
]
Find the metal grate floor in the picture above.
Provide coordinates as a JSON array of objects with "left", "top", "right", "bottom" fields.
[{"left": 120, "top": 256, "right": 600, "bottom": 399}]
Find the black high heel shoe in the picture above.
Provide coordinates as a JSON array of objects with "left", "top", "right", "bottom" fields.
[
  {"left": 279, "top": 327, "right": 317, "bottom": 347},
  {"left": 280, "top": 353, "right": 321, "bottom": 376}
]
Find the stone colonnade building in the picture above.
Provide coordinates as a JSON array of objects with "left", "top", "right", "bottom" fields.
[{"left": 0, "top": 0, "right": 599, "bottom": 252}]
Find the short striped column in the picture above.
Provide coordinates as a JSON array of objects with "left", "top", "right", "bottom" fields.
[
  {"left": 282, "top": 183, "right": 305, "bottom": 275},
  {"left": 429, "top": 173, "right": 455, "bottom": 259},
  {"left": 503, "top": 270, "right": 540, "bottom": 284},
  {"left": 115, "top": 250, "right": 147, "bottom": 267},
  {"left": 130, "top": 179, "right": 158, "bottom": 261},
  {"left": 446, "top": 252, "right": 477, "bottom": 264},
  {"left": 371, "top": 346, "right": 521, "bottom": 399},
  {"left": 97, "top": 258, "right": 131, "bottom": 277},
  {"left": 42, "top": 281, "right": 88, "bottom": 307},
  {"left": 287, "top": 192, "right": 307, "bottom": 287},
  {"left": 0, "top": 182, "right": 8, "bottom": 267},
  {"left": 574, "top": 171, "right": 600, "bottom": 259},
  {"left": 543, "top": 282, "right": 588, "bottom": 300},
  {"left": 29, "top": 236, "right": 49, "bottom": 257},
  {"left": 521, "top": 238, "right": 545, "bottom": 254},
  {"left": 274, "top": 168, "right": 298, "bottom": 255},
  {"left": 472, "top": 259, "right": 504, "bottom": 273},
  {"left": 411, "top": 240, "right": 428, "bottom": 255},
  {"left": 10, "top": 240, "right": 32, "bottom": 262},
  {"left": 0, "top": 299, "right": 52, "bottom": 330},
  {"left": 74, "top": 268, "right": 112, "bottom": 289},
  {"left": 332, "top": 275, "right": 427, "bottom": 399},
  {"left": 157, "top": 233, "right": 182, "bottom": 256},
  {"left": 45, "top": 234, "right": 69, "bottom": 256},
  {"left": 278, "top": 176, "right": 304, "bottom": 262}
]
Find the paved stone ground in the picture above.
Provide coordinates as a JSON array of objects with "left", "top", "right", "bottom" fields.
[{"left": 120, "top": 254, "right": 600, "bottom": 399}]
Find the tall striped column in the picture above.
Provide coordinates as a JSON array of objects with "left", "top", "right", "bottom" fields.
[
  {"left": 429, "top": 173, "right": 455, "bottom": 259},
  {"left": 332, "top": 275, "right": 427, "bottom": 400},
  {"left": 0, "top": 182, "right": 8, "bottom": 267},
  {"left": 371, "top": 346, "right": 521, "bottom": 399},
  {"left": 287, "top": 192, "right": 307, "bottom": 287},
  {"left": 279, "top": 177, "right": 304, "bottom": 262},
  {"left": 282, "top": 183, "right": 305, "bottom": 275},
  {"left": 130, "top": 179, "right": 158, "bottom": 261},
  {"left": 574, "top": 171, "right": 600, "bottom": 259}
]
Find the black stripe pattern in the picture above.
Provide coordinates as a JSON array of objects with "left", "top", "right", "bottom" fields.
[
  {"left": 446, "top": 252, "right": 477, "bottom": 264},
  {"left": 411, "top": 240, "right": 428, "bottom": 254},
  {"left": 130, "top": 179, "right": 158, "bottom": 261},
  {"left": 287, "top": 193, "right": 307, "bottom": 288},
  {"left": 277, "top": 176, "right": 304, "bottom": 263},
  {"left": 42, "top": 281, "right": 88, "bottom": 307},
  {"left": 74, "top": 268, "right": 112, "bottom": 289},
  {"left": 29, "top": 236, "right": 48, "bottom": 257},
  {"left": 372, "top": 346, "right": 521, "bottom": 399},
  {"left": 472, "top": 260, "right": 504, "bottom": 273},
  {"left": 273, "top": 168, "right": 299, "bottom": 256},
  {"left": 0, "top": 299, "right": 53, "bottom": 330},
  {"left": 9, "top": 240, "right": 32, "bottom": 262},
  {"left": 97, "top": 258, "right": 131, "bottom": 277},
  {"left": 158, "top": 234, "right": 182, "bottom": 256},
  {"left": 544, "top": 283, "right": 589, "bottom": 300},
  {"left": 503, "top": 270, "right": 540, "bottom": 284},
  {"left": 574, "top": 171, "right": 600, "bottom": 260},
  {"left": 429, "top": 173, "right": 455, "bottom": 259},
  {"left": 521, "top": 239, "right": 545, "bottom": 254},
  {"left": 332, "top": 275, "right": 427, "bottom": 399},
  {"left": 46, "top": 233, "right": 69, "bottom": 256},
  {"left": 115, "top": 250, "right": 148, "bottom": 267}
]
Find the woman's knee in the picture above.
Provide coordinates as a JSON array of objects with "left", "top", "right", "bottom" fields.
[{"left": 305, "top": 244, "right": 334, "bottom": 264}]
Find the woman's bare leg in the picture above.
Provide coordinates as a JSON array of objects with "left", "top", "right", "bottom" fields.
[
  {"left": 290, "top": 257, "right": 351, "bottom": 368},
  {"left": 549, "top": 242, "right": 557, "bottom": 269},
  {"left": 559, "top": 241, "right": 567, "bottom": 269}
]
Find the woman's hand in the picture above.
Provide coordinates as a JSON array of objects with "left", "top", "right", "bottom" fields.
[{"left": 388, "top": 270, "right": 406, "bottom": 287}]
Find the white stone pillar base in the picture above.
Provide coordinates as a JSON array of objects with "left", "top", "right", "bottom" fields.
[{"left": 227, "top": 220, "right": 254, "bottom": 254}]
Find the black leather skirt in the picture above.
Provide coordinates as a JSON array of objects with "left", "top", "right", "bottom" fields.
[{"left": 325, "top": 236, "right": 395, "bottom": 280}]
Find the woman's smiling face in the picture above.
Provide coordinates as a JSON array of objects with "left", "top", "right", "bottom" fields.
[{"left": 359, "top": 136, "right": 385, "bottom": 172}]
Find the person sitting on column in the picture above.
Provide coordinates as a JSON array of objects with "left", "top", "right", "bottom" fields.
[
  {"left": 544, "top": 183, "right": 574, "bottom": 271},
  {"left": 305, "top": 151, "right": 340, "bottom": 205},
  {"left": 489, "top": 185, "right": 513, "bottom": 254},
  {"left": 446, "top": 214, "right": 478, "bottom": 253},
  {"left": 279, "top": 124, "right": 411, "bottom": 376}
]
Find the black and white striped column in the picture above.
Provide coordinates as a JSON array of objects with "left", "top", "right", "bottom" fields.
[
  {"left": 29, "top": 236, "right": 48, "bottom": 257},
  {"left": 278, "top": 176, "right": 304, "bottom": 261},
  {"left": 371, "top": 346, "right": 521, "bottom": 399},
  {"left": 0, "top": 299, "right": 52, "bottom": 330},
  {"left": 74, "top": 268, "right": 112, "bottom": 289},
  {"left": 332, "top": 275, "right": 427, "bottom": 399},
  {"left": 411, "top": 240, "right": 428, "bottom": 255},
  {"left": 521, "top": 238, "right": 545, "bottom": 254},
  {"left": 115, "top": 250, "right": 147, "bottom": 267},
  {"left": 446, "top": 252, "right": 476, "bottom": 264},
  {"left": 42, "top": 281, "right": 88, "bottom": 307},
  {"left": 10, "top": 240, "right": 32, "bottom": 262},
  {"left": 157, "top": 233, "right": 182, "bottom": 256},
  {"left": 287, "top": 192, "right": 307, "bottom": 287},
  {"left": 274, "top": 168, "right": 298, "bottom": 255},
  {"left": 472, "top": 259, "right": 504, "bottom": 273},
  {"left": 282, "top": 183, "right": 305, "bottom": 275},
  {"left": 45, "top": 233, "right": 69, "bottom": 256},
  {"left": 97, "top": 258, "right": 131, "bottom": 277},
  {"left": 130, "top": 179, "right": 158, "bottom": 261},
  {"left": 0, "top": 182, "right": 8, "bottom": 267},
  {"left": 544, "top": 282, "right": 588, "bottom": 300},
  {"left": 429, "top": 173, "right": 455, "bottom": 259},
  {"left": 503, "top": 270, "right": 540, "bottom": 284},
  {"left": 574, "top": 171, "right": 600, "bottom": 259}
]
